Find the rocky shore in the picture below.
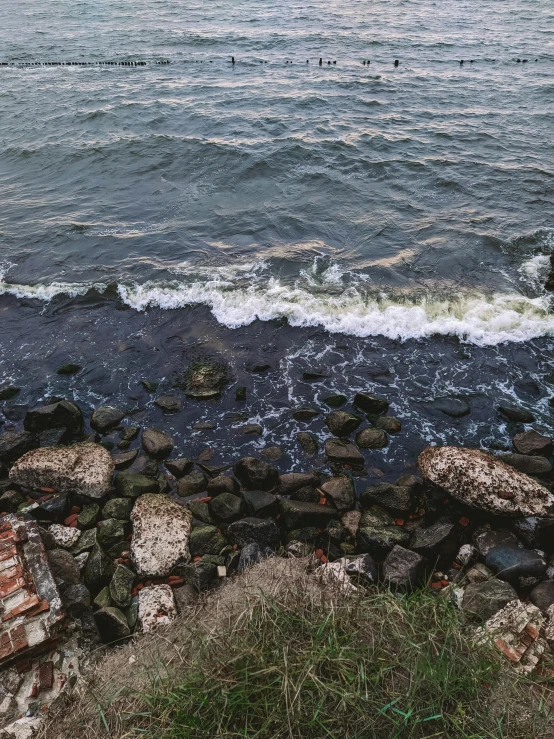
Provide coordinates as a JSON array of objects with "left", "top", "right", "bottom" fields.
[{"left": 1, "top": 367, "right": 554, "bottom": 736}]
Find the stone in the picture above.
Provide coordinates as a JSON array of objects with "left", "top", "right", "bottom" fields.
[
  {"left": 97, "top": 518, "right": 125, "bottom": 550},
  {"left": 120, "top": 426, "right": 140, "bottom": 442},
  {"left": 188, "top": 501, "right": 214, "bottom": 524},
  {"left": 23, "top": 400, "right": 83, "bottom": 436},
  {"left": 165, "top": 458, "right": 195, "bottom": 478},
  {"left": 48, "top": 524, "right": 81, "bottom": 549},
  {"left": 185, "top": 360, "right": 230, "bottom": 397},
  {"left": 78, "top": 503, "right": 100, "bottom": 528},
  {"left": 320, "top": 476, "right": 355, "bottom": 513},
  {"left": 241, "top": 423, "right": 263, "bottom": 435},
  {"left": 261, "top": 445, "right": 282, "bottom": 461},
  {"left": 209, "top": 493, "right": 243, "bottom": 522},
  {"left": 353, "top": 393, "right": 389, "bottom": 415},
  {"left": 324, "top": 438, "right": 364, "bottom": 465},
  {"left": 355, "top": 428, "right": 388, "bottom": 449},
  {"left": 177, "top": 471, "right": 208, "bottom": 497},
  {"left": 279, "top": 472, "right": 320, "bottom": 495},
  {"left": 102, "top": 497, "right": 134, "bottom": 521},
  {"left": 91, "top": 406, "right": 126, "bottom": 433},
  {"left": 115, "top": 471, "right": 158, "bottom": 498},
  {"left": 322, "top": 394, "right": 346, "bottom": 408},
  {"left": 47, "top": 549, "right": 80, "bottom": 587},
  {"left": 430, "top": 397, "right": 470, "bottom": 417},
  {"left": 418, "top": 446, "right": 554, "bottom": 517},
  {"left": 341, "top": 510, "right": 361, "bottom": 539},
  {"left": 189, "top": 525, "right": 227, "bottom": 557},
  {"left": 94, "top": 607, "right": 131, "bottom": 642},
  {"left": 278, "top": 499, "right": 338, "bottom": 530},
  {"left": 141, "top": 380, "right": 159, "bottom": 393},
  {"left": 303, "top": 369, "right": 327, "bottom": 382},
  {"left": 463, "top": 580, "right": 518, "bottom": 621},
  {"left": 410, "top": 523, "right": 458, "bottom": 566},
  {"left": 0, "top": 386, "right": 20, "bottom": 401},
  {"left": 57, "top": 363, "right": 81, "bottom": 375},
  {"left": 238, "top": 542, "right": 274, "bottom": 570},
  {"left": 498, "top": 404, "right": 535, "bottom": 423},
  {"left": 383, "top": 545, "right": 427, "bottom": 590},
  {"left": 131, "top": 494, "right": 192, "bottom": 577},
  {"left": 84, "top": 544, "right": 115, "bottom": 591},
  {"left": 0, "top": 489, "right": 25, "bottom": 514},
  {"left": 142, "top": 428, "right": 174, "bottom": 459},
  {"left": 466, "top": 563, "right": 494, "bottom": 583},
  {"left": 498, "top": 453, "right": 552, "bottom": 476},
  {"left": 512, "top": 517, "right": 554, "bottom": 550},
  {"left": 291, "top": 486, "right": 320, "bottom": 504},
  {"left": 112, "top": 449, "right": 139, "bottom": 470},
  {"left": 344, "top": 553, "right": 378, "bottom": 584},
  {"left": 71, "top": 528, "right": 97, "bottom": 555},
  {"left": 513, "top": 430, "right": 553, "bottom": 456},
  {"left": 356, "top": 507, "right": 410, "bottom": 559},
  {"left": 293, "top": 407, "right": 319, "bottom": 422},
  {"left": 242, "top": 490, "right": 278, "bottom": 517},
  {"left": 485, "top": 545, "right": 546, "bottom": 585},
  {"left": 296, "top": 432, "right": 318, "bottom": 457},
  {"left": 455, "top": 544, "right": 478, "bottom": 568},
  {"left": 62, "top": 583, "right": 91, "bottom": 616},
  {"left": 375, "top": 416, "right": 402, "bottom": 434},
  {"left": 235, "top": 386, "right": 247, "bottom": 401},
  {"left": 182, "top": 559, "right": 219, "bottom": 589},
  {"left": 325, "top": 411, "right": 362, "bottom": 436},
  {"left": 109, "top": 565, "right": 135, "bottom": 609},
  {"left": 474, "top": 528, "right": 520, "bottom": 558},
  {"left": 233, "top": 457, "right": 279, "bottom": 491},
  {"left": 10, "top": 442, "right": 114, "bottom": 499},
  {"left": 360, "top": 483, "right": 412, "bottom": 513},
  {"left": 0, "top": 431, "right": 39, "bottom": 465},
  {"left": 207, "top": 475, "right": 238, "bottom": 497},
  {"left": 227, "top": 517, "right": 279, "bottom": 549},
  {"left": 529, "top": 581, "right": 554, "bottom": 614},
  {"left": 154, "top": 395, "right": 182, "bottom": 413},
  {"left": 94, "top": 586, "right": 111, "bottom": 609},
  {"left": 138, "top": 585, "right": 177, "bottom": 632}
]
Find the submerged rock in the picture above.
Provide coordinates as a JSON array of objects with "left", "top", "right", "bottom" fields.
[
  {"left": 418, "top": 446, "right": 554, "bottom": 517},
  {"left": 355, "top": 428, "right": 388, "bottom": 449},
  {"left": 353, "top": 393, "right": 389, "bottom": 415},
  {"left": 91, "top": 406, "right": 126, "bottom": 434},
  {"left": 296, "top": 432, "right": 319, "bottom": 457},
  {"left": 498, "top": 404, "right": 535, "bottom": 423},
  {"left": 375, "top": 416, "right": 402, "bottom": 434},
  {"left": 429, "top": 397, "right": 470, "bottom": 417}
]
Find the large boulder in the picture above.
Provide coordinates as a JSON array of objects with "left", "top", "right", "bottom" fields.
[
  {"left": 0, "top": 430, "right": 39, "bottom": 466},
  {"left": 233, "top": 457, "right": 279, "bottom": 491},
  {"left": 9, "top": 442, "right": 114, "bottom": 498},
  {"left": 418, "top": 446, "right": 554, "bottom": 517},
  {"left": 131, "top": 494, "right": 192, "bottom": 577}
]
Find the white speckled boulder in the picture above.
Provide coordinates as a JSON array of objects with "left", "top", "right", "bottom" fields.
[
  {"left": 9, "top": 442, "right": 114, "bottom": 499},
  {"left": 419, "top": 446, "right": 554, "bottom": 517},
  {"left": 138, "top": 584, "right": 177, "bottom": 633},
  {"left": 131, "top": 494, "right": 192, "bottom": 577}
]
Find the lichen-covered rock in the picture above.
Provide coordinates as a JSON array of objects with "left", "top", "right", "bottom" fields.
[
  {"left": 115, "top": 471, "right": 158, "bottom": 498},
  {"left": 9, "top": 442, "right": 114, "bottom": 499},
  {"left": 138, "top": 585, "right": 177, "bottom": 633},
  {"left": 94, "top": 606, "right": 131, "bottom": 642},
  {"left": 131, "top": 494, "right": 192, "bottom": 577},
  {"left": 109, "top": 564, "right": 135, "bottom": 609},
  {"left": 418, "top": 446, "right": 554, "bottom": 517}
]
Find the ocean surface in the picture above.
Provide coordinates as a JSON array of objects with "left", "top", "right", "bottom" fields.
[{"left": 0, "top": 0, "right": 553, "bottom": 475}]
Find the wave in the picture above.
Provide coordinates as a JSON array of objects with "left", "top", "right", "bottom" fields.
[{"left": 1, "top": 257, "right": 553, "bottom": 347}]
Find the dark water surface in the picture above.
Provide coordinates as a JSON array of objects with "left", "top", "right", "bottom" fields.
[{"left": 0, "top": 0, "right": 553, "bottom": 475}]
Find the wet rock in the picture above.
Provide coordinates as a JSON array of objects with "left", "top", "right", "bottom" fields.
[
  {"left": 375, "top": 416, "right": 401, "bottom": 434},
  {"left": 474, "top": 528, "right": 520, "bottom": 558},
  {"left": 142, "top": 428, "right": 174, "bottom": 459},
  {"left": 57, "top": 363, "right": 81, "bottom": 375},
  {"left": 62, "top": 583, "right": 91, "bottom": 616},
  {"left": 383, "top": 545, "right": 427, "bottom": 590},
  {"left": 233, "top": 457, "right": 279, "bottom": 491},
  {"left": 48, "top": 549, "right": 80, "bottom": 588},
  {"left": 279, "top": 472, "right": 320, "bottom": 495},
  {"left": 49, "top": 524, "right": 81, "bottom": 549},
  {"left": 0, "top": 386, "right": 20, "bottom": 401},
  {"left": 209, "top": 492, "right": 243, "bottom": 522},
  {"left": 238, "top": 542, "right": 274, "bottom": 570},
  {"left": 325, "top": 411, "right": 362, "bottom": 436},
  {"left": 120, "top": 426, "right": 140, "bottom": 442},
  {"left": 410, "top": 522, "right": 458, "bottom": 566},
  {"left": 246, "top": 359, "right": 270, "bottom": 373},
  {"left": 177, "top": 471, "right": 208, "bottom": 497},
  {"left": 324, "top": 438, "right": 364, "bottom": 465},
  {"left": 512, "top": 517, "right": 554, "bottom": 550},
  {"left": 261, "top": 445, "right": 282, "bottom": 461},
  {"left": 138, "top": 585, "right": 177, "bottom": 632},
  {"left": 296, "top": 432, "right": 318, "bottom": 457},
  {"left": 418, "top": 446, "right": 554, "bottom": 517},
  {"left": 241, "top": 423, "right": 263, "bottom": 435},
  {"left": 353, "top": 393, "right": 389, "bottom": 415},
  {"left": 291, "top": 486, "right": 320, "bottom": 504},
  {"left": 165, "top": 457, "right": 195, "bottom": 478},
  {"left": 356, "top": 507, "right": 410, "bottom": 558},
  {"left": 235, "top": 386, "right": 246, "bottom": 401},
  {"left": 360, "top": 483, "right": 412, "bottom": 514},
  {"left": 112, "top": 449, "right": 139, "bottom": 470},
  {"left": 24, "top": 400, "right": 83, "bottom": 436},
  {"left": 97, "top": 518, "right": 126, "bottom": 550},
  {"left": 242, "top": 490, "right": 278, "bottom": 517},
  {"left": 102, "top": 497, "right": 134, "bottom": 521},
  {"left": 207, "top": 475, "right": 238, "bottom": 497},
  {"left": 84, "top": 544, "right": 115, "bottom": 591},
  {"left": 91, "top": 406, "right": 126, "bottom": 433},
  {"left": 320, "top": 476, "right": 355, "bottom": 513},
  {"left": 293, "top": 407, "right": 319, "bottom": 422},
  {"left": 0, "top": 431, "right": 39, "bottom": 466},
  {"left": 341, "top": 510, "right": 361, "bottom": 539},
  {"left": 513, "top": 430, "right": 553, "bottom": 456},
  {"left": 498, "top": 404, "right": 535, "bottom": 423},
  {"left": 463, "top": 579, "right": 519, "bottom": 621},
  {"left": 109, "top": 564, "right": 135, "bottom": 609},
  {"left": 227, "top": 517, "right": 279, "bottom": 549},
  {"left": 154, "top": 395, "right": 182, "bottom": 413},
  {"left": 278, "top": 499, "right": 337, "bottom": 530},
  {"left": 185, "top": 360, "right": 230, "bottom": 398},
  {"left": 485, "top": 545, "right": 546, "bottom": 585},
  {"left": 303, "top": 369, "right": 327, "bottom": 382},
  {"left": 344, "top": 553, "right": 378, "bottom": 584},
  {"left": 94, "top": 607, "right": 130, "bottom": 642},
  {"left": 529, "top": 581, "right": 554, "bottom": 614},
  {"left": 498, "top": 453, "right": 552, "bottom": 476},
  {"left": 355, "top": 428, "right": 388, "bottom": 449},
  {"left": 322, "top": 394, "right": 346, "bottom": 408},
  {"left": 430, "top": 397, "right": 470, "bottom": 417},
  {"left": 115, "top": 471, "right": 158, "bottom": 498},
  {"left": 11, "top": 442, "right": 114, "bottom": 499},
  {"left": 131, "top": 494, "right": 192, "bottom": 577}
]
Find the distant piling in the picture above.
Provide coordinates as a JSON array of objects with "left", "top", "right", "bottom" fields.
[{"left": 394, "top": 59, "right": 399, "bottom": 67}]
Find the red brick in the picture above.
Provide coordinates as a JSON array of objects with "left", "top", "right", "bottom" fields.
[
  {"left": 10, "top": 624, "right": 28, "bottom": 653},
  {"left": 2, "top": 594, "right": 41, "bottom": 622},
  {"left": 38, "top": 661, "right": 54, "bottom": 692},
  {"left": 0, "top": 644, "right": 13, "bottom": 660}
]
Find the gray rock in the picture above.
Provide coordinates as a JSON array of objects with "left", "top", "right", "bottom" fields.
[
  {"left": 345, "top": 553, "right": 378, "bottom": 584},
  {"left": 115, "top": 471, "right": 158, "bottom": 498},
  {"left": 513, "top": 430, "right": 553, "bottom": 456},
  {"left": 296, "top": 432, "right": 318, "bottom": 457},
  {"left": 474, "top": 528, "right": 520, "bottom": 558},
  {"left": 512, "top": 517, "right": 554, "bottom": 550},
  {"left": 154, "top": 395, "right": 182, "bottom": 413},
  {"left": 498, "top": 453, "right": 552, "bottom": 476},
  {"left": 142, "top": 428, "right": 174, "bottom": 459},
  {"left": 410, "top": 522, "right": 458, "bottom": 566},
  {"left": 227, "top": 517, "right": 279, "bottom": 549},
  {"left": 325, "top": 411, "right": 362, "bottom": 436},
  {"left": 242, "top": 490, "right": 278, "bottom": 517},
  {"left": 233, "top": 457, "right": 279, "bottom": 491},
  {"left": 375, "top": 416, "right": 402, "bottom": 434},
  {"left": 355, "top": 428, "right": 388, "bottom": 449},
  {"left": 206, "top": 474, "right": 238, "bottom": 497},
  {"left": 529, "top": 581, "right": 554, "bottom": 614},
  {"left": 324, "top": 438, "right": 364, "bottom": 465},
  {"left": 279, "top": 472, "right": 320, "bottom": 496},
  {"left": 209, "top": 493, "right": 243, "bottom": 522},
  {"left": 0, "top": 430, "right": 39, "bottom": 465},
  {"left": 356, "top": 507, "right": 410, "bottom": 559},
  {"left": 47, "top": 549, "right": 80, "bottom": 588},
  {"left": 463, "top": 579, "right": 518, "bottom": 621},
  {"left": 291, "top": 486, "right": 320, "bottom": 504},
  {"left": 165, "top": 458, "right": 195, "bottom": 478},
  {"left": 61, "top": 583, "right": 91, "bottom": 616},
  {"left": 94, "top": 607, "right": 130, "bottom": 642},
  {"left": 498, "top": 405, "right": 535, "bottom": 423},
  {"left": 189, "top": 525, "right": 227, "bottom": 558},
  {"left": 485, "top": 545, "right": 546, "bottom": 585},
  {"left": 91, "top": 406, "right": 126, "bottom": 433},
  {"left": 279, "top": 498, "right": 338, "bottom": 530},
  {"left": 353, "top": 393, "right": 389, "bottom": 415},
  {"left": 177, "top": 471, "right": 208, "bottom": 497},
  {"left": 360, "top": 483, "right": 412, "bottom": 514},
  {"left": 238, "top": 542, "right": 274, "bottom": 570},
  {"left": 24, "top": 400, "right": 83, "bottom": 436},
  {"left": 320, "top": 476, "right": 355, "bottom": 513},
  {"left": 182, "top": 560, "right": 219, "bottom": 589},
  {"left": 111, "top": 449, "right": 139, "bottom": 470},
  {"left": 383, "top": 545, "right": 427, "bottom": 590},
  {"left": 430, "top": 397, "right": 470, "bottom": 417}
]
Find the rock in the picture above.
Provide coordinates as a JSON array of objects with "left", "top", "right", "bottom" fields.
[
  {"left": 498, "top": 453, "right": 552, "bottom": 476},
  {"left": 102, "top": 497, "right": 134, "bottom": 521},
  {"left": 246, "top": 359, "right": 271, "bottom": 373},
  {"left": 57, "top": 363, "right": 81, "bottom": 375},
  {"left": 410, "top": 522, "right": 458, "bottom": 566},
  {"left": 185, "top": 360, "right": 230, "bottom": 397},
  {"left": 94, "top": 607, "right": 131, "bottom": 642},
  {"left": 115, "top": 471, "right": 158, "bottom": 498},
  {"left": 278, "top": 499, "right": 338, "bottom": 530},
  {"left": 463, "top": 580, "right": 518, "bottom": 621},
  {"left": 261, "top": 445, "right": 282, "bottom": 461},
  {"left": 325, "top": 411, "right": 362, "bottom": 436},
  {"left": 62, "top": 583, "right": 91, "bottom": 616},
  {"left": 94, "top": 586, "right": 112, "bottom": 609},
  {"left": 375, "top": 416, "right": 401, "bottom": 434},
  {"left": 360, "top": 483, "right": 412, "bottom": 513},
  {"left": 142, "top": 380, "right": 159, "bottom": 393},
  {"left": 71, "top": 528, "right": 97, "bottom": 555},
  {"left": 513, "top": 430, "right": 553, "bottom": 456},
  {"left": 341, "top": 510, "right": 361, "bottom": 539},
  {"left": 154, "top": 395, "right": 182, "bottom": 413},
  {"left": 209, "top": 493, "right": 243, "bottom": 522},
  {"left": 279, "top": 472, "right": 320, "bottom": 496},
  {"left": 138, "top": 585, "right": 177, "bottom": 632},
  {"left": 324, "top": 438, "right": 364, "bottom": 465},
  {"left": 47, "top": 549, "right": 80, "bottom": 588},
  {"left": 206, "top": 475, "right": 237, "bottom": 497},
  {"left": 141, "top": 427, "right": 174, "bottom": 459},
  {"left": 383, "top": 545, "right": 427, "bottom": 591},
  {"left": 165, "top": 458, "right": 195, "bottom": 478},
  {"left": 303, "top": 369, "right": 327, "bottom": 382},
  {"left": 356, "top": 507, "right": 410, "bottom": 559},
  {"left": 0, "top": 386, "right": 20, "bottom": 401},
  {"left": 97, "top": 518, "right": 125, "bottom": 550},
  {"left": 0, "top": 431, "right": 39, "bottom": 465},
  {"left": 91, "top": 406, "right": 126, "bottom": 433},
  {"left": 344, "top": 554, "right": 378, "bottom": 584},
  {"left": 227, "top": 517, "right": 279, "bottom": 549},
  {"left": 131, "top": 494, "right": 192, "bottom": 577},
  {"left": 486, "top": 545, "right": 546, "bottom": 585},
  {"left": 353, "top": 393, "right": 389, "bottom": 415},
  {"left": 512, "top": 517, "right": 554, "bottom": 550},
  {"left": 418, "top": 446, "right": 554, "bottom": 517},
  {"left": 320, "top": 476, "right": 355, "bottom": 513},
  {"left": 233, "top": 457, "right": 279, "bottom": 491},
  {"left": 120, "top": 426, "right": 140, "bottom": 442},
  {"left": 474, "top": 529, "right": 520, "bottom": 557},
  {"left": 109, "top": 565, "right": 135, "bottom": 609},
  {"left": 23, "top": 400, "right": 83, "bottom": 436},
  {"left": 455, "top": 544, "right": 478, "bottom": 568},
  {"left": 291, "top": 486, "right": 320, "bottom": 504},
  {"left": 111, "top": 449, "right": 139, "bottom": 470},
  {"left": 529, "top": 581, "right": 554, "bottom": 614},
  {"left": 189, "top": 525, "right": 226, "bottom": 558},
  {"left": 466, "top": 563, "right": 494, "bottom": 583},
  {"left": 322, "top": 394, "right": 346, "bottom": 408},
  {"left": 182, "top": 559, "right": 219, "bottom": 589},
  {"left": 242, "top": 490, "right": 277, "bottom": 517},
  {"left": 238, "top": 542, "right": 274, "bottom": 570},
  {"left": 235, "top": 386, "right": 247, "bottom": 401},
  {"left": 26, "top": 494, "right": 70, "bottom": 524},
  {"left": 498, "top": 405, "right": 535, "bottom": 423},
  {"left": 355, "top": 428, "right": 388, "bottom": 449},
  {"left": 84, "top": 544, "right": 115, "bottom": 591},
  {"left": 296, "top": 432, "right": 318, "bottom": 457},
  {"left": 10, "top": 442, "right": 114, "bottom": 499},
  {"left": 293, "top": 408, "right": 319, "bottom": 422},
  {"left": 430, "top": 397, "right": 470, "bottom": 417},
  {"left": 177, "top": 471, "right": 208, "bottom": 497},
  {"left": 48, "top": 524, "right": 81, "bottom": 549},
  {"left": 0, "top": 489, "right": 25, "bottom": 514}
]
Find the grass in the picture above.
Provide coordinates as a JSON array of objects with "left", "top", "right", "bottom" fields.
[{"left": 40, "top": 558, "right": 554, "bottom": 739}]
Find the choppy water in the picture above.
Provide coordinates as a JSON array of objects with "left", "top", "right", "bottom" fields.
[{"left": 1, "top": 0, "right": 553, "bottom": 473}]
